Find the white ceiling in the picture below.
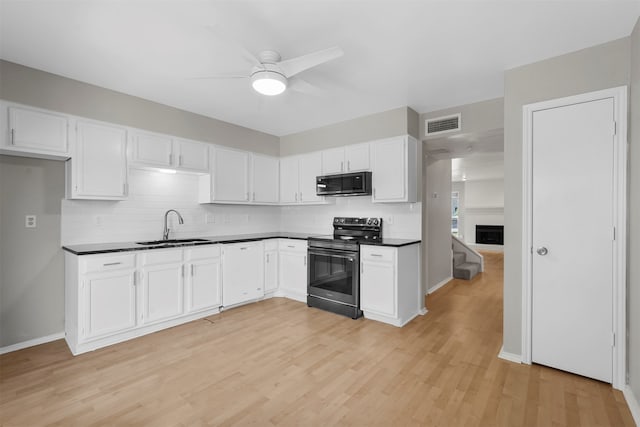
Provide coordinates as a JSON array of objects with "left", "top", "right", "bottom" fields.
[
  {"left": 1, "top": 1, "right": 639, "bottom": 137},
  {"left": 452, "top": 152, "right": 504, "bottom": 182}
]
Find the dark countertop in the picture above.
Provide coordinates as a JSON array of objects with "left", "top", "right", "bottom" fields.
[
  {"left": 62, "top": 232, "right": 316, "bottom": 255},
  {"left": 62, "top": 232, "right": 422, "bottom": 255},
  {"left": 359, "top": 238, "right": 421, "bottom": 248}
]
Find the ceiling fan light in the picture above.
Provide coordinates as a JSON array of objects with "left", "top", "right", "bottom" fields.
[{"left": 251, "top": 71, "right": 287, "bottom": 96}]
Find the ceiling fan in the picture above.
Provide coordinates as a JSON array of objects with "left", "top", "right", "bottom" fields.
[{"left": 196, "top": 45, "right": 344, "bottom": 96}]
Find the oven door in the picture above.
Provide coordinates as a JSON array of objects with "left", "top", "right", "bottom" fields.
[{"left": 307, "top": 247, "right": 359, "bottom": 305}]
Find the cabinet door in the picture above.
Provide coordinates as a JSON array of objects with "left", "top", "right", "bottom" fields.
[
  {"left": 279, "top": 250, "right": 307, "bottom": 299},
  {"left": 360, "top": 260, "right": 396, "bottom": 317},
  {"left": 321, "top": 147, "right": 345, "bottom": 175},
  {"left": 264, "top": 249, "right": 279, "bottom": 292},
  {"left": 222, "top": 243, "right": 264, "bottom": 306},
  {"left": 8, "top": 106, "right": 68, "bottom": 154},
  {"left": 141, "top": 263, "right": 184, "bottom": 324},
  {"left": 74, "top": 120, "right": 128, "bottom": 198},
  {"left": 251, "top": 154, "right": 279, "bottom": 203},
  {"left": 279, "top": 156, "right": 299, "bottom": 203},
  {"left": 372, "top": 137, "right": 406, "bottom": 202},
  {"left": 82, "top": 270, "right": 136, "bottom": 340},
  {"left": 212, "top": 147, "right": 250, "bottom": 202},
  {"left": 299, "top": 152, "right": 324, "bottom": 203},
  {"left": 175, "top": 138, "right": 209, "bottom": 172},
  {"left": 130, "top": 131, "right": 173, "bottom": 167},
  {"left": 186, "top": 258, "right": 221, "bottom": 312},
  {"left": 345, "top": 143, "right": 370, "bottom": 172}
]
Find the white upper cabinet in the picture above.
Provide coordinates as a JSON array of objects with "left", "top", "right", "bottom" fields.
[
  {"left": 345, "top": 143, "right": 370, "bottom": 172},
  {"left": 68, "top": 120, "right": 128, "bottom": 200},
  {"left": 251, "top": 153, "right": 279, "bottom": 204},
  {"left": 371, "top": 136, "right": 417, "bottom": 203},
  {"left": 208, "top": 146, "right": 250, "bottom": 203},
  {"left": 2, "top": 104, "right": 70, "bottom": 158},
  {"left": 130, "top": 130, "right": 173, "bottom": 167},
  {"left": 173, "top": 138, "right": 209, "bottom": 173},
  {"left": 321, "top": 143, "right": 370, "bottom": 175},
  {"left": 299, "top": 152, "right": 324, "bottom": 203},
  {"left": 321, "top": 147, "right": 346, "bottom": 175},
  {"left": 279, "top": 156, "right": 300, "bottom": 203},
  {"left": 280, "top": 152, "right": 328, "bottom": 205}
]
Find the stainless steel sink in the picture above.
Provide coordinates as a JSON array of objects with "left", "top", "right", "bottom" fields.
[{"left": 136, "top": 238, "right": 209, "bottom": 246}]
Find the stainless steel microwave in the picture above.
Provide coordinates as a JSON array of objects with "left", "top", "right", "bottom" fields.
[{"left": 316, "top": 171, "right": 372, "bottom": 196}]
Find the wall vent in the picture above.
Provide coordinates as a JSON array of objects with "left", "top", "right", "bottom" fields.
[{"left": 425, "top": 113, "right": 461, "bottom": 136}]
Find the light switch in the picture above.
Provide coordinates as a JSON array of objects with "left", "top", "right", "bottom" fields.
[{"left": 25, "top": 215, "right": 36, "bottom": 228}]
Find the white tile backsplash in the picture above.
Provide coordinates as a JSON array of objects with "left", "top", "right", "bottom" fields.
[{"left": 62, "top": 169, "right": 421, "bottom": 245}]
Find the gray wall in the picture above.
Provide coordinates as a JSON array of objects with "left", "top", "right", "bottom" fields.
[
  {"left": 425, "top": 157, "right": 452, "bottom": 290},
  {"left": 629, "top": 17, "right": 640, "bottom": 402},
  {"left": 280, "top": 106, "right": 419, "bottom": 156},
  {"left": 0, "top": 60, "right": 279, "bottom": 156},
  {"left": 420, "top": 97, "right": 504, "bottom": 140},
  {"left": 502, "top": 37, "right": 631, "bottom": 356},
  {"left": 0, "top": 156, "right": 65, "bottom": 347}
]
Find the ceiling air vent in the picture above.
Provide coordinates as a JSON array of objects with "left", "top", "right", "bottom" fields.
[{"left": 425, "top": 113, "right": 461, "bottom": 136}]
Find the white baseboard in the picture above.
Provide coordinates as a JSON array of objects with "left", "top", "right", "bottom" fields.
[
  {"left": 623, "top": 385, "right": 640, "bottom": 426},
  {"left": 427, "top": 276, "right": 453, "bottom": 295},
  {"left": 0, "top": 332, "right": 65, "bottom": 355},
  {"left": 498, "top": 346, "right": 522, "bottom": 364}
]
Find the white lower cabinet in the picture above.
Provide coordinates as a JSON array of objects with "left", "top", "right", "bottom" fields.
[
  {"left": 186, "top": 246, "right": 222, "bottom": 313},
  {"left": 264, "top": 239, "right": 279, "bottom": 293},
  {"left": 140, "top": 249, "right": 184, "bottom": 325},
  {"left": 65, "top": 245, "right": 222, "bottom": 355},
  {"left": 222, "top": 241, "right": 264, "bottom": 307},
  {"left": 278, "top": 239, "right": 308, "bottom": 302},
  {"left": 360, "top": 244, "right": 422, "bottom": 327},
  {"left": 82, "top": 265, "right": 137, "bottom": 340}
]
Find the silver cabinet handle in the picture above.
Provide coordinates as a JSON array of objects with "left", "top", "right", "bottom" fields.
[
  {"left": 266, "top": 253, "right": 269, "bottom": 263},
  {"left": 103, "top": 262, "right": 122, "bottom": 266},
  {"left": 191, "top": 264, "right": 194, "bottom": 276},
  {"left": 536, "top": 247, "right": 548, "bottom": 256},
  {"left": 179, "top": 154, "right": 183, "bottom": 166},
  {"left": 133, "top": 272, "right": 137, "bottom": 286},
  {"left": 373, "top": 188, "right": 376, "bottom": 198},
  {"left": 287, "top": 245, "right": 295, "bottom": 248},
  {"left": 240, "top": 247, "right": 248, "bottom": 251},
  {"left": 181, "top": 265, "right": 185, "bottom": 278},
  {"left": 295, "top": 192, "right": 298, "bottom": 202},
  {"left": 304, "top": 255, "right": 307, "bottom": 266},
  {"left": 341, "top": 161, "right": 344, "bottom": 172},
  {"left": 370, "top": 254, "right": 383, "bottom": 257},
  {"left": 347, "top": 160, "right": 351, "bottom": 171},
  {"left": 10, "top": 129, "right": 15, "bottom": 145}
]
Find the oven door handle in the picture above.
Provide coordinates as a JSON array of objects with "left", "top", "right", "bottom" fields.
[{"left": 308, "top": 248, "right": 357, "bottom": 261}]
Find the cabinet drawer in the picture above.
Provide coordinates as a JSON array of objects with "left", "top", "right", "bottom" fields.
[
  {"left": 186, "top": 245, "right": 220, "bottom": 260},
  {"left": 279, "top": 239, "right": 307, "bottom": 252},
  {"left": 141, "top": 248, "right": 183, "bottom": 265},
  {"left": 83, "top": 253, "right": 136, "bottom": 273},
  {"left": 264, "top": 239, "right": 279, "bottom": 251},
  {"left": 361, "top": 245, "right": 395, "bottom": 263}
]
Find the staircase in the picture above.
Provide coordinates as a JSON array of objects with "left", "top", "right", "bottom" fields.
[{"left": 453, "top": 250, "right": 481, "bottom": 280}]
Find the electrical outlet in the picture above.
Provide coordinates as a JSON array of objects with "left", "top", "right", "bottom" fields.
[
  {"left": 25, "top": 215, "right": 36, "bottom": 228},
  {"left": 94, "top": 215, "right": 102, "bottom": 226},
  {"left": 386, "top": 216, "right": 394, "bottom": 225}
]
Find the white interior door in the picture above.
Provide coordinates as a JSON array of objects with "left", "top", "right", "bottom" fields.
[{"left": 531, "top": 97, "right": 615, "bottom": 383}]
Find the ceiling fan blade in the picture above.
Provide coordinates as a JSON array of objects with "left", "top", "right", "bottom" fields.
[
  {"left": 277, "top": 46, "right": 344, "bottom": 78},
  {"left": 187, "top": 74, "right": 248, "bottom": 80},
  {"left": 204, "top": 24, "right": 261, "bottom": 67},
  {"left": 289, "top": 78, "right": 325, "bottom": 97}
]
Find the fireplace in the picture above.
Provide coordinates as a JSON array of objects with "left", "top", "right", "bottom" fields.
[{"left": 476, "top": 225, "right": 504, "bottom": 245}]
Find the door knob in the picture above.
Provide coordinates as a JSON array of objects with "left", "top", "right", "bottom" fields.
[{"left": 536, "top": 247, "right": 548, "bottom": 256}]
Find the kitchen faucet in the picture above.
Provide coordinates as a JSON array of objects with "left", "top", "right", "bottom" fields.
[{"left": 163, "top": 209, "right": 184, "bottom": 240}]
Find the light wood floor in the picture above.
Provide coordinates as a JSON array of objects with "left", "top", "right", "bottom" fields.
[{"left": 0, "top": 252, "right": 634, "bottom": 426}]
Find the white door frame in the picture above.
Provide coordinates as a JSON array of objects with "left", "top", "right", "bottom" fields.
[{"left": 521, "top": 86, "right": 627, "bottom": 390}]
